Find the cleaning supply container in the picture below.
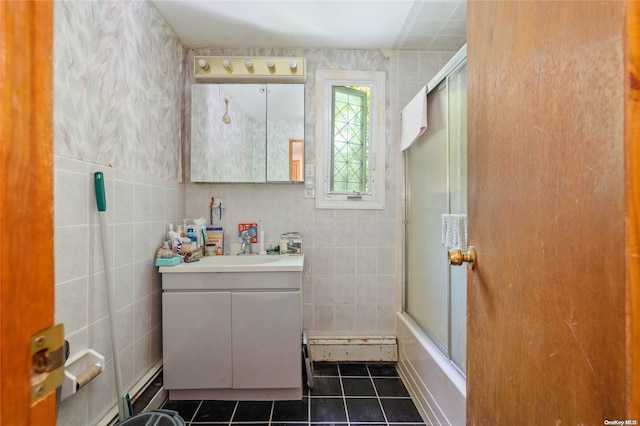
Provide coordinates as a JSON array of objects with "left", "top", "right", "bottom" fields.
[{"left": 117, "top": 410, "right": 185, "bottom": 425}]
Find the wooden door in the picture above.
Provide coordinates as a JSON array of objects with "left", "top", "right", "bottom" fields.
[
  {"left": 467, "top": 1, "right": 637, "bottom": 422},
  {"left": 289, "top": 138, "right": 303, "bottom": 181},
  {"left": 1, "top": 1, "right": 56, "bottom": 424}
]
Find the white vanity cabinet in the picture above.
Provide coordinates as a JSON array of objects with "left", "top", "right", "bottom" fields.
[{"left": 159, "top": 255, "right": 304, "bottom": 401}]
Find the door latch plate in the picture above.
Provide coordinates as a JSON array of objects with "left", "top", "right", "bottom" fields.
[{"left": 30, "top": 323, "right": 65, "bottom": 404}]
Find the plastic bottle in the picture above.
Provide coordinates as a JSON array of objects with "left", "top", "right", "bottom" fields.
[
  {"left": 166, "top": 223, "right": 174, "bottom": 241},
  {"left": 187, "top": 225, "right": 197, "bottom": 249}
]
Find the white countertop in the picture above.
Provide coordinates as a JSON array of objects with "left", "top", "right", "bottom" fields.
[{"left": 159, "top": 254, "right": 304, "bottom": 273}]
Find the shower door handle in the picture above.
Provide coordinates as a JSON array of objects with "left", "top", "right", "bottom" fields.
[{"left": 448, "top": 246, "right": 476, "bottom": 270}]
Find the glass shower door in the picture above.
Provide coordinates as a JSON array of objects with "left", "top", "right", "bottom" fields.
[{"left": 405, "top": 59, "right": 467, "bottom": 375}]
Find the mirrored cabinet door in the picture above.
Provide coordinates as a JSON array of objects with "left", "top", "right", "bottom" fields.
[
  {"left": 266, "top": 84, "right": 305, "bottom": 182},
  {"left": 190, "top": 84, "right": 304, "bottom": 183},
  {"left": 191, "top": 84, "right": 267, "bottom": 182}
]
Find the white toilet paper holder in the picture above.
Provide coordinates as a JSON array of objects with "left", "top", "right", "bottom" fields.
[{"left": 60, "top": 349, "right": 105, "bottom": 401}]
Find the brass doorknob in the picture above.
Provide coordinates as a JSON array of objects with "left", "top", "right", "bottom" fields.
[{"left": 448, "top": 246, "right": 476, "bottom": 270}]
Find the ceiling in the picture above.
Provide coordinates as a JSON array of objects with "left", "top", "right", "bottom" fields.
[{"left": 150, "top": 0, "right": 466, "bottom": 51}]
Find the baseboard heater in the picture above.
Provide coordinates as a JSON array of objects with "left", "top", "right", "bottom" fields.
[{"left": 309, "top": 336, "right": 398, "bottom": 362}]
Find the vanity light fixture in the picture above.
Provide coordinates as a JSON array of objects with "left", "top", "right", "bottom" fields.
[
  {"left": 221, "top": 59, "right": 232, "bottom": 72},
  {"left": 194, "top": 56, "right": 306, "bottom": 82},
  {"left": 222, "top": 98, "right": 231, "bottom": 125}
]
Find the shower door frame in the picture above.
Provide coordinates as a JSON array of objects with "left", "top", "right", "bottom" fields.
[{"left": 401, "top": 46, "right": 467, "bottom": 377}]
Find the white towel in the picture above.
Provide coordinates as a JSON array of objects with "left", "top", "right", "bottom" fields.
[
  {"left": 400, "top": 84, "right": 428, "bottom": 151},
  {"left": 441, "top": 214, "right": 467, "bottom": 249}
]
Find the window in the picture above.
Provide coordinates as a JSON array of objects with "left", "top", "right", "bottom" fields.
[{"left": 315, "top": 70, "right": 385, "bottom": 209}]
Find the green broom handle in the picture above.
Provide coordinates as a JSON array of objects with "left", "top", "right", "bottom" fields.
[{"left": 94, "top": 172, "right": 107, "bottom": 212}]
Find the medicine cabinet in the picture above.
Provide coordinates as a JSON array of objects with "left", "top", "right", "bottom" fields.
[{"left": 190, "top": 84, "right": 305, "bottom": 183}]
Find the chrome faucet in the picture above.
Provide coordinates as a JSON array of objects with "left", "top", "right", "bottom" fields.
[{"left": 240, "top": 231, "right": 252, "bottom": 254}]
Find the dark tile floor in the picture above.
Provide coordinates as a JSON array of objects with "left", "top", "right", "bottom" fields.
[{"left": 160, "top": 362, "right": 425, "bottom": 425}]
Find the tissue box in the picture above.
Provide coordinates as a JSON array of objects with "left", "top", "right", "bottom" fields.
[{"left": 280, "top": 232, "right": 302, "bottom": 254}]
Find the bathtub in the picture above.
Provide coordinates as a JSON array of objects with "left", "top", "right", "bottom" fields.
[{"left": 396, "top": 312, "right": 466, "bottom": 425}]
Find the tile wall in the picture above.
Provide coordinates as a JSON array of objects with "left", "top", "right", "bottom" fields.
[{"left": 53, "top": 1, "right": 184, "bottom": 424}]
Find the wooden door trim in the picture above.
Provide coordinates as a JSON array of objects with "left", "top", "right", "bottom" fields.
[
  {"left": 627, "top": 0, "right": 640, "bottom": 417},
  {"left": 1, "top": 1, "right": 55, "bottom": 424}
]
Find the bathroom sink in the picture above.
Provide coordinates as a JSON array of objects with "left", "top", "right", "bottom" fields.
[
  {"left": 159, "top": 254, "right": 304, "bottom": 273},
  {"left": 202, "top": 255, "right": 280, "bottom": 265}
]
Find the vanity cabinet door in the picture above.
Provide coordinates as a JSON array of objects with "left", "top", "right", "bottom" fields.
[
  {"left": 231, "top": 291, "right": 301, "bottom": 389},
  {"left": 163, "top": 291, "right": 232, "bottom": 389}
]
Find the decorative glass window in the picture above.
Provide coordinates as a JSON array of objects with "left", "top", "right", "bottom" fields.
[
  {"left": 315, "top": 70, "right": 385, "bottom": 209},
  {"left": 331, "top": 86, "right": 369, "bottom": 194}
]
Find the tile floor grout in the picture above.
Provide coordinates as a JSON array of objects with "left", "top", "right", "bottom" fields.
[{"left": 162, "top": 362, "right": 425, "bottom": 426}]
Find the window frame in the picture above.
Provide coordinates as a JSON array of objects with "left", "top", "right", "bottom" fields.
[{"left": 315, "top": 70, "right": 386, "bottom": 210}]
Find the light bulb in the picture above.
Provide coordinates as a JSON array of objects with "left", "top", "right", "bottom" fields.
[
  {"left": 266, "top": 59, "right": 275, "bottom": 72},
  {"left": 221, "top": 59, "right": 232, "bottom": 72},
  {"left": 198, "top": 59, "right": 209, "bottom": 70},
  {"left": 289, "top": 60, "right": 297, "bottom": 71},
  {"left": 244, "top": 60, "right": 254, "bottom": 72}
]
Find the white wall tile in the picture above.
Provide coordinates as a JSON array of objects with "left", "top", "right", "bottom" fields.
[
  {"left": 113, "top": 179, "right": 135, "bottom": 224},
  {"left": 356, "top": 304, "right": 378, "bottom": 331},
  {"left": 87, "top": 361, "right": 116, "bottom": 422},
  {"left": 54, "top": 225, "right": 89, "bottom": 283},
  {"left": 133, "top": 222, "right": 153, "bottom": 262},
  {"left": 315, "top": 247, "right": 336, "bottom": 275},
  {"left": 89, "top": 316, "right": 114, "bottom": 361},
  {"left": 356, "top": 248, "right": 377, "bottom": 275},
  {"left": 55, "top": 278, "right": 88, "bottom": 335},
  {"left": 134, "top": 183, "right": 151, "bottom": 222},
  {"left": 335, "top": 275, "right": 356, "bottom": 304},
  {"left": 113, "top": 223, "right": 135, "bottom": 267},
  {"left": 150, "top": 325, "right": 162, "bottom": 364},
  {"left": 377, "top": 304, "right": 396, "bottom": 332},
  {"left": 314, "top": 304, "right": 335, "bottom": 331},
  {"left": 113, "top": 263, "right": 135, "bottom": 310},
  {"left": 115, "top": 304, "right": 135, "bottom": 352},
  {"left": 356, "top": 220, "right": 377, "bottom": 247},
  {"left": 134, "top": 332, "right": 151, "bottom": 378},
  {"left": 88, "top": 272, "right": 108, "bottom": 323},
  {"left": 334, "top": 219, "right": 356, "bottom": 248},
  {"left": 313, "top": 275, "right": 335, "bottom": 304},
  {"left": 335, "top": 249, "right": 356, "bottom": 275},
  {"left": 57, "top": 383, "right": 89, "bottom": 425},
  {"left": 356, "top": 276, "right": 377, "bottom": 305},
  {"left": 376, "top": 275, "right": 396, "bottom": 304},
  {"left": 377, "top": 248, "right": 397, "bottom": 275},
  {"left": 335, "top": 304, "right": 356, "bottom": 331},
  {"left": 55, "top": 169, "right": 89, "bottom": 227},
  {"left": 134, "top": 296, "right": 151, "bottom": 340},
  {"left": 119, "top": 344, "right": 136, "bottom": 390},
  {"left": 134, "top": 260, "right": 152, "bottom": 301}
]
